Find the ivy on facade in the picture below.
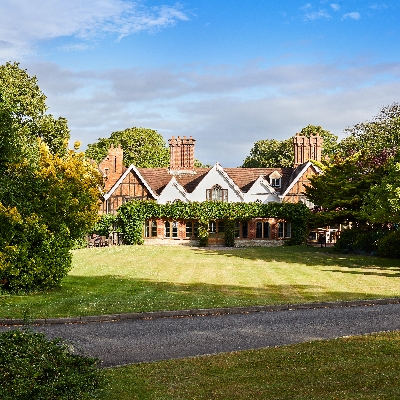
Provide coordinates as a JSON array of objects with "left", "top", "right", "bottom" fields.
[{"left": 100, "top": 200, "right": 311, "bottom": 247}]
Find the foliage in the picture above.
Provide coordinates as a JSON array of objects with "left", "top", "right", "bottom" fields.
[
  {"left": 85, "top": 126, "right": 170, "bottom": 167},
  {"left": 0, "top": 329, "right": 104, "bottom": 400},
  {"left": 333, "top": 227, "right": 388, "bottom": 255},
  {"left": 93, "top": 214, "right": 118, "bottom": 236},
  {"left": 340, "top": 103, "right": 400, "bottom": 158},
  {"left": 242, "top": 138, "right": 293, "bottom": 168},
  {"left": 361, "top": 154, "right": 400, "bottom": 224},
  {"left": 117, "top": 200, "right": 310, "bottom": 246},
  {"left": 377, "top": 229, "right": 400, "bottom": 258},
  {"left": 305, "top": 150, "right": 392, "bottom": 227},
  {"left": 0, "top": 63, "right": 103, "bottom": 292},
  {"left": 0, "top": 61, "right": 70, "bottom": 167},
  {"left": 241, "top": 125, "right": 338, "bottom": 168}
]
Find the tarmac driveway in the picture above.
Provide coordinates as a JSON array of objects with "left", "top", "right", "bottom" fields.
[{"left": 1, "top": 300, "right": 400, "bottom": 368}]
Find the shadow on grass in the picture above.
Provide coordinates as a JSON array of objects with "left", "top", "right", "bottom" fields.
[
  {"left": 192, "top": 245, "right": 400, "bottom": 276},
  {"left": 0, "top": 274, "right": 392, "bottom": 320}
]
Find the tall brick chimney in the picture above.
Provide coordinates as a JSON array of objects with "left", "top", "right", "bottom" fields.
[
  {"left": 293, "top": 134, "right": 323, "bottom": 167},
  {"left": 99, "top": 144, "right": 124, "bottom": 191},
  {"left": 168, "top": 135, "right": 196, "bottom": 174}
]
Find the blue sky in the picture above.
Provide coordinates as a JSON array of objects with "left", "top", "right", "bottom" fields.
[{"left": 1, "top": 1, "right": 400, "bottom": 166}]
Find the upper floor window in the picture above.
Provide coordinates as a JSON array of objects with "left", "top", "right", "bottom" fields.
[
  {"left": 269, "top": 171, "right": 282, "bottom": 188},
  {"left": 206, "top": 184, "right": 228, "bottom": 202}
]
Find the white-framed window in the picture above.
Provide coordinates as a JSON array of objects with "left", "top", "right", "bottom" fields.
[
  {"left": 206, "top": 184, "right": 228, "bottom": 202},
  {"left": 278, "top": 221, "right": 291, "bottom": 239},
  {"left": 270, "top": 178, "right": 281, "bottom": 188}
]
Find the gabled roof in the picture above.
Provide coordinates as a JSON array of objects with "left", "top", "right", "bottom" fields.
[
  {"left": 138, "top": 168, "right": 211, "bottom": 195},
  {"left": 103, "top": 165, "right": 159, "bottom": 201},
  {"left": 223, "top": 167, "right": 293, "bottom": 193},
  {"left": 279, "top": 161, "right": 320, "bottom": 199}
]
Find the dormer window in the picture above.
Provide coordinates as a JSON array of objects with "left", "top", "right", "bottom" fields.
[
  {"left": 206, "top": 184, "right": 228, "bottom": 202},
  {"left": 269, "top": 171, "right": 282, "bottom": 188}
]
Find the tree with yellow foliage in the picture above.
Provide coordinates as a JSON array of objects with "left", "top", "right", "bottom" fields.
[{"left": 0, "top": 62, "right": 102, "bottom": 291}]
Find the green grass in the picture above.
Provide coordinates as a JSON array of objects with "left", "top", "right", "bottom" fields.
[
  {"left": 1, "top": 245, "right": 399, "bottom": 319},
  {"left": 101, "top": 331, "right": 400, "bottom": 400}
]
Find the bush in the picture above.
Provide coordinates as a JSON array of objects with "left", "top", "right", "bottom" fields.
[
  {"left": 0, "top": 329, "right": 104, "bottom": 400},
  {"left": 377, "top": 230, "right": 400, "bottom": 258},
  {"left": 334, "top": 228, "right": 387, "bottom": 255}
]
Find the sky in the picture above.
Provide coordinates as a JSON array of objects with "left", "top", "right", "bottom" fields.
[{"left": 1, "top": 1, "right": 400, "bottom": 167}]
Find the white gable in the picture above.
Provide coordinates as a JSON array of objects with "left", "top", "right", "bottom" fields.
[
  {"left": 190, "top": 163, "right": 244, "bottom": 202},
  {"left": 244, "top": 176, "right": 281, "bottom": 204},
  {"left": 158, "top": 177, "right": 189, "bottom": 204}
]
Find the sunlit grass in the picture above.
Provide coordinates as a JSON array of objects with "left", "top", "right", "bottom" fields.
[
  {"left": 1, "top": 245, "right": 399, "bottom": 319},
  {"left": 101, "top": 331, "right": 400, "bottom": 400}
]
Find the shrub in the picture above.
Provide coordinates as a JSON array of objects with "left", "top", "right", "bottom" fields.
[
  {"left": 0, "top": 329, "right": 104, "bottom": 400},
  {"left": 334, "top": 228, "right": 387, "bottom": 255},
  {"left": 377, "top": 230, "right": 400, "bottom": 258}
]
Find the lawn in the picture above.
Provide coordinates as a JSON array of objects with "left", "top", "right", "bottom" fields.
[
  {"left": 1, "top": 245, "right": 399, "bottom": 319},
  {"left": 101, "top": 331, "right": 400, "bottom": 400}
]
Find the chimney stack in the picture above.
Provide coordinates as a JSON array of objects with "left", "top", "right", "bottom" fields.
[
  {"left": 168, "top": 135, "right": 196, "bottom": 174},
  {"left": 293, "top": 134, "right": 323, "bottom": 167}
]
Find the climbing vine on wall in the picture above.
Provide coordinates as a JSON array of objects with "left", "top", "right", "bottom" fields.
[{"left": 115, "top": 200, "right": 311, "bottom": 246}]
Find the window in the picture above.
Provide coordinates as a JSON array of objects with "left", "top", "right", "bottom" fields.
[
  {"left": 256, "top": 221, "right": 270, "bottom": 239},
  {"left": 186, "top": 221, "right": 199, "bottom": 238},
  {"left": 235, "top": 221, "right": 248, "bottom": 239},
  {"left": 206, "top": 184, "right": 228, "bottom": 202},
  {"left": 270, "top": 178, "right": 281, "bottom": 188},
  {"left": 144, "top": 220, "right": 158, "bottom": 238},
  {"left": 269, "top": 171, "right": 282, "bottom": 188},
  {"left": 278, "top": 222, "right": 291, "bottom": 239},
  {"left": 164, "top": 221, "right": 179, "bottom": 238}
]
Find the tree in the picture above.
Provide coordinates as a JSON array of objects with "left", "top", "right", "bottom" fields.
[
  {"left": 85, "top": 127, "right": 170, "bottom": 167},
  {"left": 242, "top": 138, "right": 293, "bottom": 168},
  {"left": 340, "top": 103, "right": 400, "bottom": 157},
  {"left": 241, "top": 125, "right": 338, "bottom": 168},
  {"left": 361, "top": 153, "right": 400, "bottom": 224},
  {"left": 0, "top": 63, "right": 102, "bottom": 291},
  {"left": 305, "top": 149, "right": 394, "bottom": 227}
]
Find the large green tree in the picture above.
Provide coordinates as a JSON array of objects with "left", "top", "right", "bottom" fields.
[
  {"left": 85, "top": 127, "right": 170, "bottom": 167},
  {"left": 242, "top": 125, "right": 338, "bottom": 168},
  {"left": 0, "top": 62, "right": 102, "bottom": 291},
  {"left": 340, "top": 103, "right": 400, "bottom": 157}
]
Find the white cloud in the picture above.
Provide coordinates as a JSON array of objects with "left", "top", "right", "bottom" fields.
[
  {"left": 25, "top": 60, "right": 400, "bottom": 166},
  {"left": 342, "top": 12, "right": 361, "bottom": 21},
  {"left": 0, "top": 0, "right": 189, "bottom": 61},
  {"left": 304, "top": 9, "right": 332, "bottom": 21},
  {"left": 330, "top": 3, "right": 340, "bottom": 11}
]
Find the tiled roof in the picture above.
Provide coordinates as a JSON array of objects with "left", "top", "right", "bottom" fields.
[
  {"left": 224, "top": 168, "right": 294, "bottom": 193},
  {"left": 137, "top": 166, "right": 295, "bottom": 195}
]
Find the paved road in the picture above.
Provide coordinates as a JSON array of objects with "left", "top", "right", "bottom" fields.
[{"left": 1, "top": 302, "right": 400, "bottom": 368}]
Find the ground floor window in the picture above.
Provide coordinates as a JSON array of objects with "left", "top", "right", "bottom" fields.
[
  {"left": 256, "top": 221, "right": 270, "bottom": 239},
  {"left": 278, "top": 221, "right": 291, "bottom": 239},
  {"left": 144, "top": 220, "right": 158, "bottom": 238},
  {"left": 164, "top": 221, "right": 179, "bottom": 238},
  {"left": 186, "top": 221, "right": 199, "bottom": 238},
  {"left": 235, "top": 221, "right": 248, "bottom": 239}
]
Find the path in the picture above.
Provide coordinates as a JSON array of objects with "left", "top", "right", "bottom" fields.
[{"left": 1, "top": 301, "right": 400, "bottom": 368}]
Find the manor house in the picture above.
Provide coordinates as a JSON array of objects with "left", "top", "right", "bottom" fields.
[{"left": 98, "top": 134, "right": 322, "bottom": 245}]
